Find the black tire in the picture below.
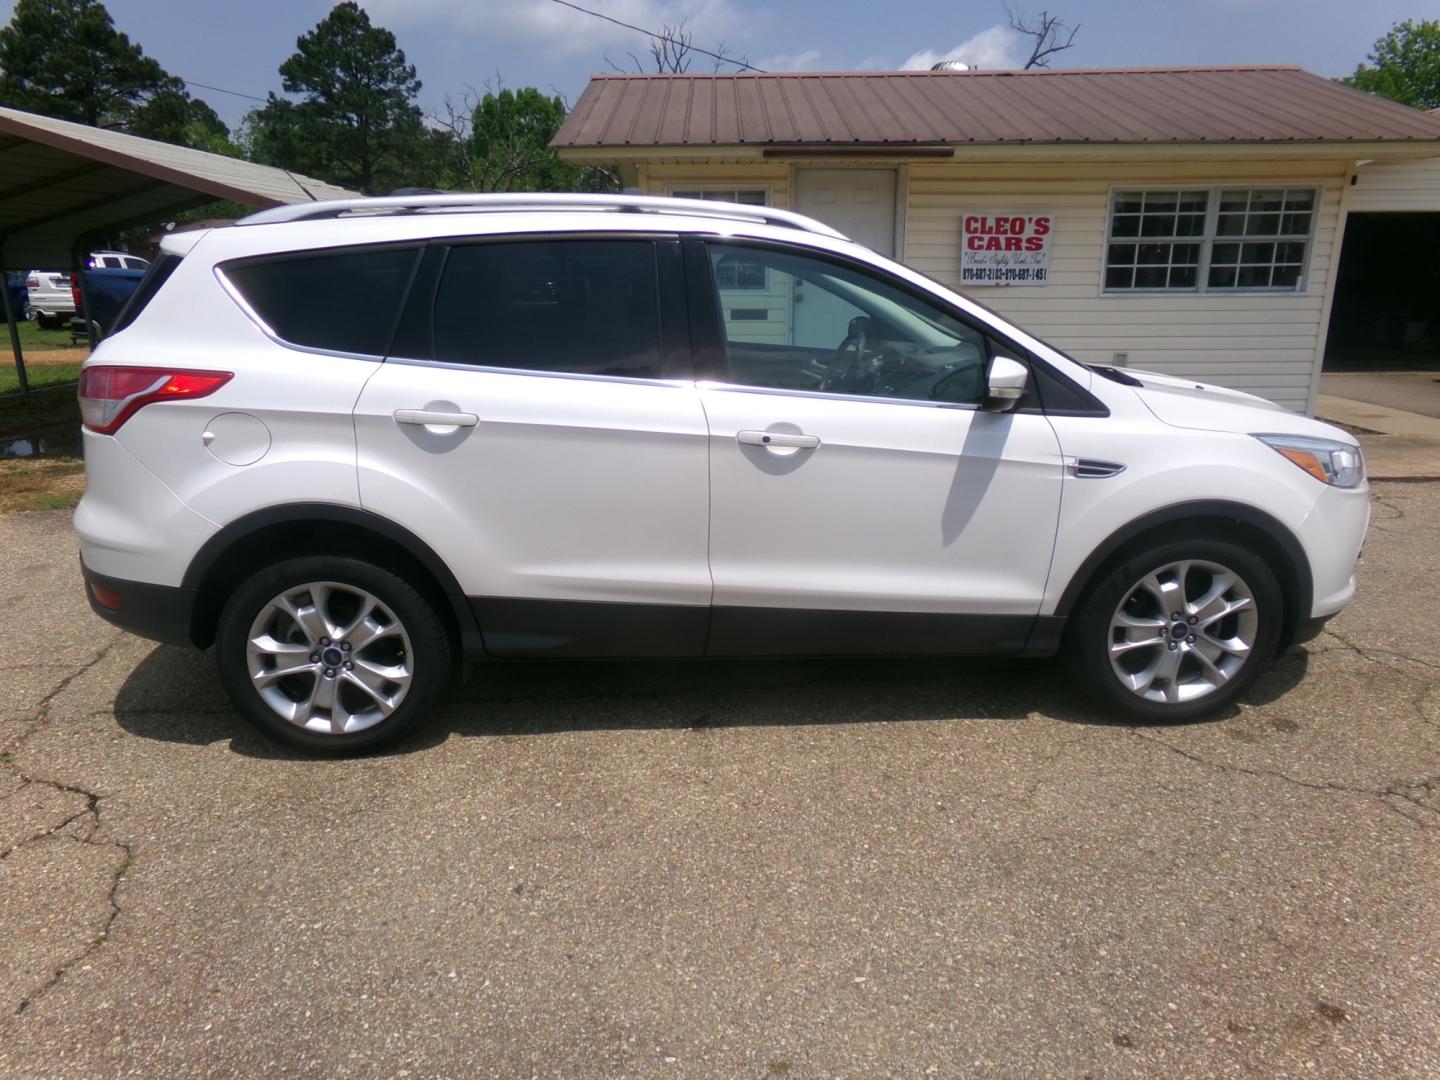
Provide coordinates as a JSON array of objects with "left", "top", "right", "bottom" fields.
[
  {"left": 35, "top": 312, "right": 60, "bottom": 330},
  {"left": 216, "top": 556, "right": 452, "bottom": 754},
  {"left": 1065, "top": 535, "right": 1283, "bottom": 723}
]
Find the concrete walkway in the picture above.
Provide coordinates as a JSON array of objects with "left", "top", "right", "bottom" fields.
[{"left": 1316, "top": 377, "right": 1440, "bottom": 480}]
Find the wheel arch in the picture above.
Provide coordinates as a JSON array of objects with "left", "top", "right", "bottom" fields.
[
  {"left": 183, "top": 503, "right": 481, "bottom": 654},
  {"left": 1052, "top": 500, "right": 1313, "bottom": 646}
]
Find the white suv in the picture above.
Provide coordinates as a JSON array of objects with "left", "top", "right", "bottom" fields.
[{"left": 74, "top": 194, "right": 1370, "bottom": 752}]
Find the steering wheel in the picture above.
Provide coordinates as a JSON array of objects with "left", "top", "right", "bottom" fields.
[{"left": 821, "top": 316, "right": 869, "bottom": 392}]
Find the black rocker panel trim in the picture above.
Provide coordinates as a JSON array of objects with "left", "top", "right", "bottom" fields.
[
  {"left": 468, "top": 597, "right": 1042, "bottom": 659},
  {"left": 707, "top": 606, "right": 1037, "bottom": 657},
  {"left": 471, "top": 597, "right": 709, "bottom": 658}
]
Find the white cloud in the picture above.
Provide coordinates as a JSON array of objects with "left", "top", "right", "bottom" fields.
[
  {"left": 364, "top": 0, "right": 748, "bottom": 61},
  {"left": 901, "top": 24, "right": 1024, "bottom": 72},
  {"left": 757, "top": 48, "right": 824, "bottom": 71}
]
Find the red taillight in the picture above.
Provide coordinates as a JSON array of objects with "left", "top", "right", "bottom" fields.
[
  {"left": 26, "top": 276, "right": 38, "bottom": 289},
  {"left": 78, "top": 366, "right": 233, "bottom": 435},
  {"left": 71, "top": 277, "right": 83, "bottom": 308}
]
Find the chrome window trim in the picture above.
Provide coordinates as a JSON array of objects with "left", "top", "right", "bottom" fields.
[
  {"left": 696, "top": 379, "right": 982, "bottom": 412},
  {"left": 384, "top": 354, "right": 695, "bottom": 390}
]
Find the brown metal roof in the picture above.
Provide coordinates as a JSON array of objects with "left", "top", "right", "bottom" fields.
[{"left": 555, "top": 66, "right": 1440, "bottom": 150}]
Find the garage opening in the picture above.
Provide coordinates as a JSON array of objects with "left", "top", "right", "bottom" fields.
[{"left": 1324, "top": 212, "right": 1440, "bottom": 371}]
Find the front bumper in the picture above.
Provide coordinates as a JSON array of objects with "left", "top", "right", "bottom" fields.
[{"left": 81, "top": 561, "right": 197, "bottom": 648}]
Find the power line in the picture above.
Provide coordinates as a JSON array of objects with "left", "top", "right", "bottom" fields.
[
  {"left": 548, "top": 0, "right": 765, "bottom": 73},
  {"left": 180, "top": 78, "right": 269, "bottom": 104}
]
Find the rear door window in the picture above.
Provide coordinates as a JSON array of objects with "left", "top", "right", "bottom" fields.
[
  {"left": 223, "top": 245, "right": 420, "bottom": 356},
  {"left": 431, "top": 239, "right": 663, "bottom": 379}
]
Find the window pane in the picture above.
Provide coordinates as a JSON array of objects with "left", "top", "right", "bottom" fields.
[
  {"left": 1241, "top": 242, "right": 1276, "bottom": 265},
  {"left": 1237, "top": 265, "right": 1271, "bottom": 288},
  {"left": 1178, "top": 191, "right": 1209, "bottom": 213},
  {"left": 1208, "top": 265, "right": 1238, "bottom": 289},
  {"left": 1113, "top": 192, "right": 1144, "bottom": 214},
  {"left": 1171, "top": 243, "right": 1200, "bottom": 265},
  {"left": 1219, "top": 191, "right": 1250, "bottom": 214},
  {"left": 1211, "top": 242, "right": 1239, "bottom": 265},
  {"left": 433, "top": 240, "right": 661, "bottom": 378},
  {"left": 1134, "top": 266, "right": 1168, "bottom": 289},
  {"left": 1280, "top": 212, "right": 1312, "bottom": 235},
  {"left": 225, "top": 246, "right": 419, "bottom": 356},
  {"left": 1107, "top": 243, "right": 1138, "bottom": 266},
  {"left": 1140, "top": 214, "right": 1175, "bottom": 237},
  {"left": 1168, "top": 265, "right": 1198, "bottom": 288},
  {"left": 708, "top": 242, "right": 993, "bottom": 404},
  {"left": 1142, "top": 191, "right": 1178, "bottom": 211},
  {"left": 1272, "top": 265, "right": 1302, "bottom": 288},
  {"left": 1215, "top": 213, "right": 1247, "bottom": 236},
  {"left": 1105, "top": 265, "right": 1135, "bottom": 289},
  {"left": 1248, "top": 212, "right": 1281, "bottom": 236},
  {"left": 1111, "top": 214, "right": 1140, "bottom": 237},
  {"left": 1137, "top": 243, "right": 1170, "bottom": 265},
  {"left": 1175, "top": 212, "right": 1206, "bottom": 237},
  {"left": 1277, "top": 241, "right": 1306, "bottom": 263}
]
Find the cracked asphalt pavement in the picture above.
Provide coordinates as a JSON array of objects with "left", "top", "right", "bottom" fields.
[{"left": 2, "top": 482, "right": 1438, "bottom": 1077}]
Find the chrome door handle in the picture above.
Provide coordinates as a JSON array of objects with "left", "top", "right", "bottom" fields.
[
  {"left": 393, "top": 409, "right": 478, "bottom": 428},
  {"left": 737, "top": 430, "right": 820, "bottom": 449}
]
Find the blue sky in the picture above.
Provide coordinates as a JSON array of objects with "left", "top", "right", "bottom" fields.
[{"left": 1, "top": 0, "right": 1430, "bottom": 130}]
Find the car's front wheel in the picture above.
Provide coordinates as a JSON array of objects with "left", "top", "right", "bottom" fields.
[
  {"left": 1066, "top": 537, "right": 1283, "bottom": 722},
  {"left": 216, "top": 556, "right": 452, "bottom": 753}
]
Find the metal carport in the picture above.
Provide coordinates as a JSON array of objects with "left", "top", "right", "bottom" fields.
[{"left": 0, "top": 105, "right": 357, "bottom": 393}]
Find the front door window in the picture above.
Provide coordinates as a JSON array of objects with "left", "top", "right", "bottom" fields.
[{"left": 706, "top": 242, "right": 997, "bottom": 406}]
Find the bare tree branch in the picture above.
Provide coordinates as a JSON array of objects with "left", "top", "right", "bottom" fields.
[
  {"left": 549, "top": 2, "right": 762, "bottom": 73},
  {"left": 1004, "top": 4, "right": 1080, "bottom": 69}
]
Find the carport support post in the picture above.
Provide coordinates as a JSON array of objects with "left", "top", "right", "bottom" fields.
[
  {"left": 1, "top": 268, "right": 30, "bottom": 396},
  {"left": 71, "top": 250, "right": 97, "bottom": 352}
]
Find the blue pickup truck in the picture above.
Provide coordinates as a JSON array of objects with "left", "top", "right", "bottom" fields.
[{"left": 69, "top": 264, "right": 147, "bottom": 344}]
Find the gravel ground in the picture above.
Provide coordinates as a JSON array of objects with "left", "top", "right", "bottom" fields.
[{"left": 1, "top": 484, "right": 1437, "bottom": 1078}]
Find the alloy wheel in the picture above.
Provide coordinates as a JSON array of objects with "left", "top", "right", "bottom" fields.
[
  {"left": 1107, "top": 559, "right": 1259, "bottom": 704},
  {"left": 245, "top": 581, "right": 413, "bottom": 734}
]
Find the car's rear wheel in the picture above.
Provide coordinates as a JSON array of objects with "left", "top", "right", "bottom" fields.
[
  {"left": 1066, "top": 537, "right": 1283, "bottom": 722},
  {"left": 216, "top": 556, "right": 452, "bottom": 753}
]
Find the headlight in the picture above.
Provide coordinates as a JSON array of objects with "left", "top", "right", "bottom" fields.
[{"left": 1253, "top": 434, "right": 1365, "bottom": 488}]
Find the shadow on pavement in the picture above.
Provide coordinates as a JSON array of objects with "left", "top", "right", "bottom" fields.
[{"left": 111, "top": 639, "right": 1311, "bottom": 759}]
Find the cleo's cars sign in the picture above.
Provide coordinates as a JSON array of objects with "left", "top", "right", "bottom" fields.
[{"left": 961, "top": 213, "right": 1053, "bottom": 286}]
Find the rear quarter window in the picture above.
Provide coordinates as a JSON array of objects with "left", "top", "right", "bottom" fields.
[{"left": 222, "top": 245, "right": 421, "bottom": 356}]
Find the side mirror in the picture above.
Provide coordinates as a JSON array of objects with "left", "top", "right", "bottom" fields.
[{"left": 982, "top": 354, "right": 1029, "bottom": 412}]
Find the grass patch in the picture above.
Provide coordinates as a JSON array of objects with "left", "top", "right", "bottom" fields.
[
  {"left": 4, "top": 318, "right": 76, "bottom": 352},
  {"left": 0, "top": 456, "right": 84, "bottom": 512},
  {"left": 0, "top": 358, "right": 83, "bottom": 394}
]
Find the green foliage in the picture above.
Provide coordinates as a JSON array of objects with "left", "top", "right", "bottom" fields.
[
  {"left": 438, "top": 85, "right": 616, "bottom": 194},
  {"left": 1343, "top": 19, "right": 1440, "bottom": 110},
  {"left": 130, "top": 89, "right": 235, "bottom": 155},
  {"left": 244, "top": 1, "right": 428, "bottom": 194},
  {"left": 0, "top": 0, "right": 231, "bottom": 150}
]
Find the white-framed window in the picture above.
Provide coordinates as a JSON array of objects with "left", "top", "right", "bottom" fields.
[
  {"left": 1104, "top": 187, "right": 1317, "bottom": 293},
  {"left": 671, "top": 188, "right": 772, "bottom": 290}
]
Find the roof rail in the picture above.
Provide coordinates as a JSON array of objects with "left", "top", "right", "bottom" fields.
[{"left": 235, "top": 192, "right": 849, "bottom": 240}]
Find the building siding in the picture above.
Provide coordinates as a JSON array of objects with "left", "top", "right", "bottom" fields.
[
  {"left": 904, "top": 160, "right": 1348, "bottom": 413},
  {"left": 1348, "top": 156, "right": 1440, "bottom": 211}
]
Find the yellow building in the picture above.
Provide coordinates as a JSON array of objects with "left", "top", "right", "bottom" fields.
[{"left": 555, "top": 66, "right": 1440, "bottom": 414}]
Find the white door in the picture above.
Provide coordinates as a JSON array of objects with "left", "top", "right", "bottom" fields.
[
  {"left": 793, "top": 168, "right": 897, "bottom": 346},
  {"left": 696, "top": 240, "right": 1063, "bottom": 655},
  {"left": 353, "top": 237, "right": 712, "bottom": 656}
]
